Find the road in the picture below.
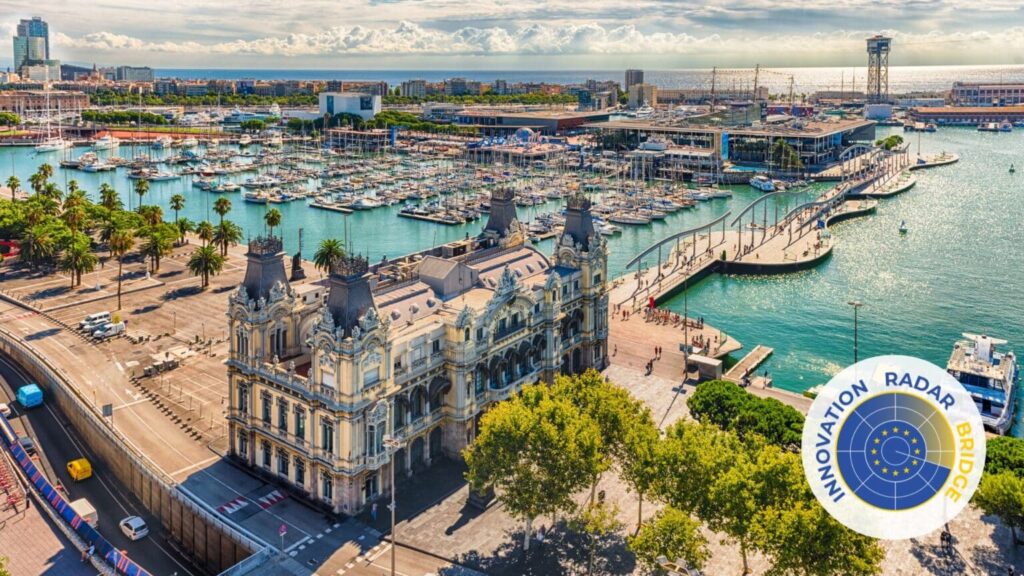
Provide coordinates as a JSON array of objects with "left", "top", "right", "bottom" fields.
[
  {"left": 0, "top": 353, "right": 200, "bottom": 576},
  {"left": 345, "top": 543, "right": 482, "bottom": 576}
]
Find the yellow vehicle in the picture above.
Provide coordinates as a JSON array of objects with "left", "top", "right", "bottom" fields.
[{"left": 67, "top": 458, "right": 93, "bottom": 482}]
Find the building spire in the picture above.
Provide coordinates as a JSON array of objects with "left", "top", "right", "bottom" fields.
[
  {"left": 483, "top": 187, "right": 518, "bottom": 237},
  {"left": 562, "top": 193, "right": 595, "bottom": 250}
]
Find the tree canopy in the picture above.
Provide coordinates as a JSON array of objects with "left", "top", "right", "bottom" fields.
[{"left": 688, "top": 380, "right": 804, "bottom": 450}]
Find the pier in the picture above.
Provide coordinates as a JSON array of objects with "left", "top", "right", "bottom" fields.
[{"left": 724, "top": 345, "right": 774, "bottom": 385}]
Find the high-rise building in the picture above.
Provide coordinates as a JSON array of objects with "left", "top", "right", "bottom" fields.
[
  {"left": 115, "top": 66, "right": 155, "bottom": 83},
  {"left": 628, "top": 83, "right": 657, "bottom": 109},
  {"left": 625, "top": 69, "right": 644, "bottom": 91},
  {"left": 13, "top": 17, "right": 55, "bottom": 78},
  {"left": 16, "top": 17, "right": 49, "bottom": 59},
  {"left": 399, "top": 79, "right": 427, "bottom": 98}
]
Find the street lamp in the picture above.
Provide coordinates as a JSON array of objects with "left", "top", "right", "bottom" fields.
[
  {"left": 382, "top": 433, "right": 403, "bottom": 576},
  {"left": 847, "top": 300, "right": 863, "bottom": 363}
]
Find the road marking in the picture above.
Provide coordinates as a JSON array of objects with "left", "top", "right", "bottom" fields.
[
  {"left": 168, "top": 455, "right": 219, "bottom": 478},
  {"left": 256, "top": 489, "right": 286, "bottom": 509},
  {"left": 216, "top": 496, "right": 250, "bottom": 514}
]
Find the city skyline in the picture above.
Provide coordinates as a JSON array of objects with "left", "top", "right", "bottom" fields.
[{"left": 1, "top": 2, "right": 1023, "bottom": 69}]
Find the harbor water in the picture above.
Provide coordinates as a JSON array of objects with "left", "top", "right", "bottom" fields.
[{"left": 2, "top": 126, "right": 1021, "bottom": 434}]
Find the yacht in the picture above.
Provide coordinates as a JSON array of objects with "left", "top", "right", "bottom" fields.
[
  {"left": 749, "top": 174, "right": 776, "bottom": 192},
  {"left": 180, "top": 137, "right": 199, "bottom": 149},
  {"left": 946, "top": 334, "right": 1018, "bottom": 435},
  {"left": 242, "top": 191, "right": 269, "bottom": 204},
  {"left": 238, "top": 134, "right": 253, "bottom": 147},
  {"left": 35, "top": 138, "right": 72, "bottom": 153},
  {"left": 266, "top": 134, "right": 284, "bottom": 148},
  {"left": 152, "top": 136, "right": 173, "bottom": 149},
  {"left": 634, "top": 104, "right": 655, "bottom": 119},
  {"left": 998, "top": 120, "right": 1014, "bottom": 133},
  {"left": 92, "top": 134, "right": 120, "bottom": 151}
]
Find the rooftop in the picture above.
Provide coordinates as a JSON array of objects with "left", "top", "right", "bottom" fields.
[{"left": 585, "top": 116, "right": 874, "bottom": 137}]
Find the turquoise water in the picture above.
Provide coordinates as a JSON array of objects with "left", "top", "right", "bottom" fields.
[
  {"left": 659, "top": 127, "right": 1024, "bottom": 435},
  {"left": 3, "top": 128, "right": 1021, "bottom": 435}
]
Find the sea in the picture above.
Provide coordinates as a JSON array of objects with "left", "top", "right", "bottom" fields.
[
  {"left": 3, "top": 127, "right": 1022, "bottom": 435},
  {"left": 156, "top": 65, "right": 1024, "bottom": 95}
]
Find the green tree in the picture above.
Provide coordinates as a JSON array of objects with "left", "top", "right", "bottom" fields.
[
  {"left": 985, "top": 437, "right": 1024, "bottom": 478},
  {"left": 313, "top": 238, "right": 345, "bottom": 273},
  {"left": 169, "top": 193, "right": 186, "bottom": 230},
  {"left": 0, "top": 554, "right": 11, "bottom": 576},
  {"left": 627, "top": 507, "right": 709, "bottom": 573},
  {"left": 240, "top": 119, "right": 265, "bottom": 132},
  {"left": 138, "top": 224, "right": 175, "bottom": 272},
  {"left": 214, "top": 219, "right": 242, "bottom": 257},
  {"left": 463, "top": 384, "right": 604, "bottom": 551},
  {"left": 99, "top": 183, "right": 122, "bottom": 211},
  {"left": 213, "top": 197, "right": 232, "bottom": 225},
  {"left": 689, "top": 380, "right": 804, "bottom": 450},
  {"left": 58, "top": 232, "right": 98, "bottom": 287},
  {"left": 264, "top": 207, "right": 282, "bottom": 238},
  {"left": 754, "top": 500, "right": 884, "bottom": 576},
  {"left": 974, "top": 472, "right": 1024, "bottom": 545},
  {"left": 0, "top": 111, "right": 20, "bottom": 125},
  {"left": 570, "top": 500, "right": 622, "bottom": 576},
  {"left": 5, "top": 175, "right": 19, "bottom": 201},
  {"left": 30, "top": 163, "right": 53, "bottom": 195},
  {"left": 139, "top": 204, "right": 163, "bottom": 227},
  {"left": 134, "top": 178, "right": 150, "bottom": 210},
  {"left": 175, "top": 217, "right": 195, "bottom": 245},
  {"left": 20, "top": 222, "right": 62, "bottom": 268},
  {"left": 109, "top": 227, "right": 134, "bottom": 310},
  {"left": 187, "top": 244, "right": 225, "bottom": 288},
  {"left": 196, "top": 220, "right": 214, "bottom": 246}
]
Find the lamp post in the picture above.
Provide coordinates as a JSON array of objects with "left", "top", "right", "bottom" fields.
[
  {"left": 383, "top": 433, "right": 402, "bottom": 576},
  {"left": 847, "top": 300, "right": 863, "bottom": 363}
]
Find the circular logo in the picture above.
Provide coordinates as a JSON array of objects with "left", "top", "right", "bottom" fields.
[{"left": 801, "top": 355, "right": 986, "bottom": 539}]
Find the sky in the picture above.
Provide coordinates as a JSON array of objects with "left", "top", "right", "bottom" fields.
[{"left": 1, "top": 0, "right": 1023, "bottom": 70}]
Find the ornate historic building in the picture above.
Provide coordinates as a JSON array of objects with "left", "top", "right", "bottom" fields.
[{"left": 225, "top": 191, "right": 608, "bottom": 514}]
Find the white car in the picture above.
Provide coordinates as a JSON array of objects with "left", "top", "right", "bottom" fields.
[
  {"left": 119, "top": 516, "right": 149, "bottom": 541},
  {"left": 0, "top": 403, "right": 10, "bottom": 418}
]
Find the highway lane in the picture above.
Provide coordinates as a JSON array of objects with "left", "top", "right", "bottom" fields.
[{"left": 0, "top": 353, "right": 200, "bottom": 576}]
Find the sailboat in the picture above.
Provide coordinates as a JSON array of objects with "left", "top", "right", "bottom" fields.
[
  {"left": 898, "top": 220, "right": 908, "bottom": 235},
  {"left": 35, "top": 84, "right": 72, "bottom": 153},
  {"left": 1011, "top": 164, "right": 1016, "bottom": 174}
]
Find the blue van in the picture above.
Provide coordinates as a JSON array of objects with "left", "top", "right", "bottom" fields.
[{"left": 16, "top": 384, "right": 43, "bottom": 408}]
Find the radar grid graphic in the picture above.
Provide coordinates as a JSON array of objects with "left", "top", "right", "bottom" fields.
[{"left": 836, "top": 392, "right": 955, "bottom": 510}]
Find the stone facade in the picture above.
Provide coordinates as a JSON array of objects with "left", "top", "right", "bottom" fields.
[{"left": 225, "top": 194, "right": 609, "bottom": 515}]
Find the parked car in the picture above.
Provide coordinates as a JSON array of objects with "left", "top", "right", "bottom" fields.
[
  {"left": 79, "top": 311, "right": 111, "bottom": 331},
  {"left": 93, "top": 321, "right": 126, "bottom": 340},
  {"left": 17, "top": 436, "right": 36, "bottom": 455},
  {"left": 119, "top": 516, "right": 149, "bottom": 541}
]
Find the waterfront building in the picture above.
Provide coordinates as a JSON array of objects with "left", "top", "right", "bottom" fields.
[
  {"left": 951, "top": 82, "right": 1024, "bottom": 107},
  {"left": 319, "top": 92, "right": 381, "bottom": 121},
  {"left": 585, "top": 116, "right": 875, "bottom": 170},
  {"left": 115, "top": 66, "right": 155, "bottom": 83},
  {"left": 628, "top": 83, "right": 658, "bottom": 109},
  {"left": 326, "top": 128, "right": 391, "bottom": 152},
  {"left": 399, "top": 79, "right": 427, "bottom": 99},
  {"left": 625, "top": 69, "right": 644, "bottom": 91},
  {"left": 0, "top": 90, "right": 88, "bottom": 114},
  {"left": 453, "top": 109, "right": 611, "bottom": 136},
  {"left": 225, "top": 192, "right": 609, "bottom": 514},
  {"left": 909, "top": 105, "right": 1024, "bottom": 125}
]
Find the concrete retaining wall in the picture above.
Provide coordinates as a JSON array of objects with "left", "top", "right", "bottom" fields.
[{"left": 0, "top": 327, "right": 261, "bottom": 575}]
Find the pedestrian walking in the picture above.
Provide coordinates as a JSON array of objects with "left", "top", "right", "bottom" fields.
[{"left": 371, "top": 502, "right": 377, "bottom": 522}]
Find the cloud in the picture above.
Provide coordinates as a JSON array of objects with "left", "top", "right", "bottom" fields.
[{"left": 52, "top": 21, "right": 1024, "bottom": 61}]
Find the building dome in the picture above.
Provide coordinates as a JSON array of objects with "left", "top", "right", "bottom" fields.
[{"left": 514, "top": 127, "right": 536, "bottom": 143}]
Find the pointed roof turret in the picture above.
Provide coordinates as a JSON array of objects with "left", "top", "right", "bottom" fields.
[
  {"left": 562, "top": 193, "right": 595, "bottom": 250},
  {"left": 324, "top": 254, "right": 376, "bottom": 338},
  {"left": 240, "top": 236, "right": 289, "bottom": 301},
  {"left": 483, "top": 187, "right": 518, "bottom": 237}
]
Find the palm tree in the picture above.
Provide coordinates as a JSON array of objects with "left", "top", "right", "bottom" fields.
[
  {"left": 139, "top": 205, "right": 163, "bottom": 227},
  {"left": 138, "top": 228, "right": 174, "bottom": 272},
  {"left": 169, "top": 194, "right": 185, "bottom": 224},
  {"left": 99, "top": 183, "right": 121, "bottom": 212},
  {"left": 38, "top": 163, "right": 53, "bottom": 182},
  {"left": 20, "top": 225, "right": 57, "bottom": 268},
  {"left": 213, "top": 197, "right": 231, "bottom": 225},
  {"left": 28, "top": 172, "right": 46, "bottom": 196},
  {"left": 187, "top": 244, "right": 225, "bottom": 288},
  {"left": 62, "top": 205, "right": 87, "bottom": 234},
  {"left": 58, "top": 234, "right": 97, "bottom": 288},
  {"left": 196, "top": 220, "right": 214, "bottom": 246},
  {"left": 213, "top": 220, "right": 242, "bottom": 257},
  {"left": 134, "top": 179, "right": 150, "bottom": 210},
  {"left": 109, "top": 228, "right": 134, "bottom": 310},
  {"left": 313, "top": 238, "right": 345, "bottom": 273},
  {"left": 175, "top": 217, "right": 195, "bottom": 245},
  {"left": 40, "top": 182, "right": 63, "bottom": 203},
  {"left": 264, "top": 208, "right": 282, "bottom": 238},
  {"left": 6, "top": 175, "right": 19, "bottom": 200}
]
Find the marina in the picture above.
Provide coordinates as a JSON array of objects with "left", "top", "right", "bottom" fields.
[{"left": 1, "top": 125, "right": 1021, "bottom": 435}]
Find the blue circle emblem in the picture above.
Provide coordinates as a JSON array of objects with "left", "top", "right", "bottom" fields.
[{"left": 836, "top": 392, "right": 955, "bottom": 510}]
